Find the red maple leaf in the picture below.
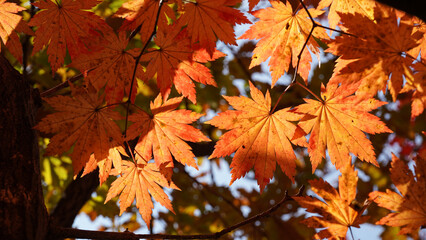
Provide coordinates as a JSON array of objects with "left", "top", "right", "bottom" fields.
[
  {"left": 178, "top": 0, "right": 250, "bottom": 54},
  {"left": 35, "top": 84, "right": 123, "bottom": 175},
  {"left": 140, "top": 25, "right": 192, "bottom": 100},
  {"left": 127, "top": 94, "right": 210, "bottom": 179},
  {"left": 71, "top": 31, "right": 144, "bottom": 103},
  {"left": 29, "top": 0, "right": 109, "bottom": 73}
]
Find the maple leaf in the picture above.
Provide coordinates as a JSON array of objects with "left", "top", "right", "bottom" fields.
[
  {"left": 294, "top": 165, "right": 370, "bottom": 239},
  {"left": 207, "top": 82, "right": 307, "bottom": 192},
  {"left": 178, "top": 0, "right": 250, "bottom": 54},
  {"left": 326, "top": 5, "right": 423, "bottom": 101},
  {"left": 369, "top": 154, "right": 426, "bottom": 237},
  {"left": 105, "top": 160, "right": 179, "bottom": 227},
  {"left": 294, "top": 83, "right": 392, "bottom": 172},
  {"left": 71, "top": 31, "right": 144, "bottom": 103},
  {"left": 114, "top": 0, "right": 176, "bottom": 43},
  {"left": 0, "top": 0, "right": 32, "bottom": 63},
  {"left": 35, "top": 84, "right": 123, "bottom": 175},
  {"left": 127, "top": 95, "right": 210, "bottom": 178},
  {"left": 401, "top": 15, "right": 425, "bottom": 61},
  {"left": 82, "top": 146, "right": 127, "bottom": 185},
  {"left": 239, "top": 1, "right": 328, "bottom": 86},
  {"left": 174, "top": 47, "right": 226, "bottom": 103},
  {"left": 248, "top": 0, "right": 262, "bottom": 11},
  {"left": 317, "top": 0, "right": 375, "bottom": 30},
  {"left": 400, "top": 62, "right": 426, "bottom": 119},
  {"left": 29, "top": 0, "right": 109, "bottom": 73},
  {"left": 140, "top": 25, "right": 192, "bottom": 100}
]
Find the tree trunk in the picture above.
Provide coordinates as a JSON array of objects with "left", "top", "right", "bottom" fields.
[{"left": 0, "top": 55, "right": 48, "bottom": 240}]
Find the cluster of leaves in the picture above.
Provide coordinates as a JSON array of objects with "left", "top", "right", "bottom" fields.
[{"left": 1, "top": 0, "right": 425, "bottom": 239}]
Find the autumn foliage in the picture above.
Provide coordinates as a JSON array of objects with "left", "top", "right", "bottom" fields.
[{"left": 1, "top": 0, "right": 425, "bottom": 239}]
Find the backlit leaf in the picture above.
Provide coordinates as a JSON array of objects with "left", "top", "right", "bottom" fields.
[
  {"left": 35, "top": 84, "right": 123, "bottom": 175},
  {"left": 369, "top": 153, "right": 426, "bottom": 237},
  {"left": 207, "top": 82, "right": 307, "bottom": 192},
  {"left": 240, "top": 1, "right": 328, "bottom": 86},
  {"left": 105, "top": 160, "right": 179, "bottom": 227},
  {"left": 294, "top": 165, "right": 370, "bottom": 239},
  {"left": 294, "top": 83, "right": 392, "bottom": 172}
]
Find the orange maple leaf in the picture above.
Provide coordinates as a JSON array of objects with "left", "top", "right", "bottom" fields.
[
  {"left": 369, "top": 153, "right": 426, "bottom": 237},
  {"left": 409, "top": 17, "right": 426, "bottom": 60},
  {"left": 71, "top": 31, "right": 144, "bottom": 103},
  {"left": 317, "top": 0, "right": 375, "bottom": 30},
  {"left": 294, "top": 83, "right": 392, "bottom": 172},
  {"left": 326, "top": 5, "right": 422, "bottom": 101},
  {"left": 114, "top": 0, "right": 176, "bottom": 43},
  {"left": 140, "top": 25, "right": 192, "bottom": 100},
  {"left": 294, "top": 165, "right": 370, "bottom": 239},
  {"left": 239, "top": 1, "right": 328, "bottom": 86},
  {"left": 178, "top": 0, "right": 250, "bottom": 54},
  {"left": 207, "top": 82, "right": 307, "bottom": 192},
  {"left": 35, "top": 84, "right": 123, "bottom": 175},
  {"left": 399, "top": 14, "right": 425, "bottom": 61},
  {"left": 29, "top": 0, "right": 109, "bottom": 73},
  {"left": 105, "top": 160, "right": 179, "bottom": 227},
  {"left": 400, "top": 62, "right": 426, "bottom": 119},
  {"left": 127, "top": 95, "right": 210, "bottom": 176},
  {"left": 0, "top": 0, "right": 32, "bottom": 63},
  {"left": 174, "top": 47, "right": 226, "bottom": 103},
  {"left": 82, "top": 146, "right": 127, "bottom": 185}
]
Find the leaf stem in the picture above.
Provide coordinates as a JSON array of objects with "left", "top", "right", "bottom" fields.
[
  {"left": 271, "top": 81, "right": 296, "bottom": 113},
  {"left": 97, "top": 102, "right": 125, "bottom": 111},
  {"left": 271, "top": 0, "right": 354, "bottom": 111},
  {"left": 349, "top": 226, "right": 355, "bottom": 240},
  {"left": 316, "top": 25, "right": 357, "bottom": 37},
  {"left": 295, "top": 81, "right": 322, "bottom": 102}
]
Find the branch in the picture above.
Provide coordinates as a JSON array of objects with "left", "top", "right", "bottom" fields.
[
  {"left": 180, "top": 166, "right": 245, "bottom": 218},
  {"left": 271, "top": 0, "right": 329, "bottom": 112},
  {"left": 124, "top": 0, "right": 164, "bottom": 139},
  {"left": 49, "top": 186, "right": 305, "bottom": 240},
  {"left": 40, "top": 72, "right": 84, "bottom": 97},
  {"left": 49, "top": 169, "right": 100, "bottom": 229}
]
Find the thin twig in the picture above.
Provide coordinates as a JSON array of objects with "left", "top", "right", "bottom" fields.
[
  {"left": 181, "top": 167, "right": 245, "bottom": 218},
  {"left": 123, "top": 0, "right": 164, "bottom": 139},
  {"left": 41, "top": 71, "right": 88, "bottom": 97},
  {"left": 49, "top": 186, "right": 305, "bottom": 240},
  {"left": 295, "top": 81, "right": 322, "bottom": 102},
  {"left": 349, "top": 226, "right": 355, "bottom": 240},
  {"left": 316, "top": 25, "right": 357, "bottom": 37},
  {"left": 271, "top": 0, "right": 353, "bottom": 112}
]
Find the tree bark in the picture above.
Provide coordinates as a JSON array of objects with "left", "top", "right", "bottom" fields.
[{"left": 0, "top": 55, "right": 48, "bottom": 240}]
